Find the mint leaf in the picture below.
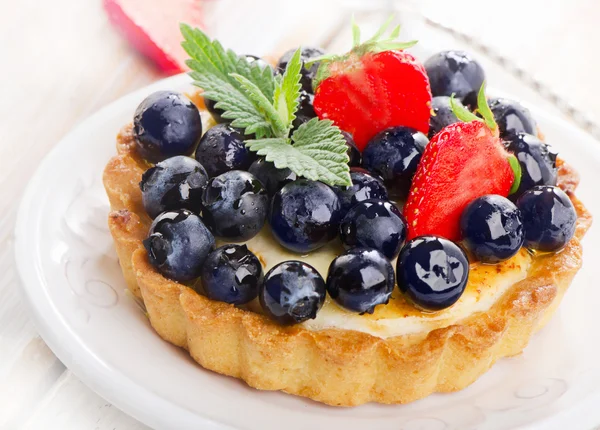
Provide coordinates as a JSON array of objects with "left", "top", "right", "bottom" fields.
[
  {"left": 180, "top": 23, "right": 275, "bottom": 138},
  {"left": 273, "top": 48, "right": 302, "bottom": 134},
  {"left": 246, "top": 118, "right": 351, "bottom": 186},
  {"left": 230, "top": 73, "right": 288, "bottom": 137}
]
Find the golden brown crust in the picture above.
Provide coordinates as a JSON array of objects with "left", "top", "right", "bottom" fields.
[{"left": 103, "top": 124, "right": 592, "bottom": 406}]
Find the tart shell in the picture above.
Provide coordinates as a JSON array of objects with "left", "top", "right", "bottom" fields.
[{"left": 103, "top": 124, "right": 592, "bottom": 406}]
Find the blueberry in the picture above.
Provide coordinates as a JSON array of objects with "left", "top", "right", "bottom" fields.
[
  {"left": 291, "top": 91, "right": 317, "bottom": 132},
  {"left": 248, "top": 158, "right": 297, "bottom": 196},
  {"left": 244, "top": 54, "right": 273, "bottom": 71},
  {"left": 200, "top": 244, "right": 263, "bottom": 305},
  {"left": 326, "top": 248, "right": 395, "bottom": 314},
  {"left": 460, "top": 195, "right": 524, "bottom": 263},
  {"left": 269, "top": 179, "right": 341, "bottom": 253},
  {"left": 277, "top": 46, "right": 325, "bottom": 93},
  {"left": 143, "top": 209, "right": 215, "bottom": 282},
  {"left": 424, "top": 50, "right": 485, "bottom": 108},
  {"left": 291, "top": 114, "right": 312, "bottom": 133},
  {"left": 203, "top": 98, "right": 227, "bottom": 124},
  {"left": 139, "top": 156, "right": 208, "bottom": 218},
  {"left": 204, "top": 55, "right": 273, "bottom": 123},
  {"left": 260, "top": 261, "right": 326, "bottom": 325},
  {"left": 516, "top": 186, "right": 577, "bottom": 252},
  {"left": 397, "top": 236, "right": 469, "bottom": 311},
  {"left": 194, "top": 124, "right": 256, "bottom": 178},
  {"left": 504, "top": 132, "right": 557, "bottom": 199},
  {"left": 202, "top": 170, "right": 268, "bottom": 241},
  {"left": 342, "top": 131, "right": 362, "bottom": 167},
  {"left": 339, "top": 199, "right": 407, "bottom": 260},
  {"left": 334, "top": 168, "right": 388, "bottom": 217},
  {"left": 362, "top": 126, "right": 428, "bottom": 199},
  {"left": 297, "top": 90, "right": 316, "bottom": 118},
  {"left": 489, "top": 98, "right": 537, "bottom": 137},
  {"left": 429, "top": 96, "right": 460, "bottom": 138},
  {"left": 133, "top": 91, "right": 202, "bottom": 162}
]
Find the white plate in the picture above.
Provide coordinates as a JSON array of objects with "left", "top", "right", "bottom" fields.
[{"left": 14, "top": 74, "right": 600, "bottom": 430}]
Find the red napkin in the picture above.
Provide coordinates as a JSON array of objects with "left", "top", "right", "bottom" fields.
[{"left": 104, "top": 0, "right": 204, "bottom": 74}]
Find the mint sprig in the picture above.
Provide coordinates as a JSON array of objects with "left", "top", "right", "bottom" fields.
[
  {"left": 180, "top": 24, "right": 275, "bottom": 138},
  {"left": 180, "top": 24, "right": 351, "bottom": 186}
]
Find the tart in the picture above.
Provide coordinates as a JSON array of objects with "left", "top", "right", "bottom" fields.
[{"left": 103, "top": 20, "right": 592, "bottom": 406}]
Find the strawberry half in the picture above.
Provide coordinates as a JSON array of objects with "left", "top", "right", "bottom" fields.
[
  {"left": 311, "top": 18, "right": 432, "bottom": 151},
  {"left": 404, "top": 84, "right": 521, "bottom": 241}
]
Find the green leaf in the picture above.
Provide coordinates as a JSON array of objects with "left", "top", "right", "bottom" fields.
[
  {"left": 180, "top": 23, "right": 276, "bottom": 138},
  {"left": 246, "top": 118, "right": 351, "bottom": 186},
  {"left": 508, "top": 155, "right": 522, "bottom": 195},
  {"left": 450, "top": 94, "right": 481, "bottom": 123},
  {"left": 364, "top": 40, "right": 418, "bottom": 54},
  {"left": 365, "top": 14, "right": 394, "bottom": 44},
  {"left": 476, "top": 82, "right": 497, "bottom": 132},
  {"left": 351, "top": 15, "right": 361, "bottom": 47},
  {"left": 230, "top": 73, "right": 288, "bottom": 138},
  {"left": 273, "top": 48, "right": 302, "bottom": 134}
]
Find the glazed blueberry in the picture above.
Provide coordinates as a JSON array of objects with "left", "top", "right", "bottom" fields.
[
  {"left": 291, "top": 90, "right": 317, "bottom": 131},
  {"left": 202, "top": 170, "right": 268, "bottom": 241},
  {"left": 460, "top": 195, "right": 524, "bottom": 263},
  {"left": 194, "top": 124, "right": 256, "bottom": 177},
  {"left": 244, "top": 54, "right": 273, "bottom": 71},
  {"left": 200, "top": 244, "right": 263, "bottom": 305},
  {"left": 424, "top": 50, "right": 485, "bottom": 108},
  {"left": 269, "top": 179, "right": 341, "bottom": 253},
  {"left": 277, "top": 46, "right": 325, "bottom": 93},
  {"left": 429, "top": 96, "right": 460, "bottom": 138},
  {"left": 140, "top": 156, "right": 208, "bottom": 218},
  {"left": 516, "top": 186, "right": 577, "bottom": 252},
  {"left": 144, "top": 209, "right": 215, "bottom": 282},
  {"left": 204, "top": 54, "right": 273, "bottom": 123},
  {"left": 133, "top": 91, "right": 202, "bottom": 162},
  {"left": 248, "top": 158, "right": 297, "bottom": 196},
  {"left": 342, "top": 131, "right": 362, "bottom": 167},
  {"left": 397, "top": 236, "right": 469, "bottom": 311},
  {"left": 334, "top": 168, "right": 388, "bottom": 217},
  {"left": 203, "top": 98, "right": 226, "bottom": 124},
  {"left": 489, "top": 98, "right": 537, "bottom": 137},
  {"left": 339, "top": 199, "right": 407, "bottom": 260},
  {"left": 260, "top": 261, "right": 326, "bottom": 325},
  {"left": 362, "top": 126, "right": 428, "bottom": 199},
  {"left": 297, "top": 90, "right": 316, "bottom": 118},
  {"left": 326, "top": 248, "right": 395, "bottom": 314},
  {"left": 291, "top": 114, "right": 312, "bottom": 133},
  {"left": 504, "top": 132, "right": 558, "bottom": 198}
]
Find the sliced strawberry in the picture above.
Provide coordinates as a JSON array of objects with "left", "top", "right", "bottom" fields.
[
  {"left": 311, "top": 19, "right": 432, "bottom": 151},
  {"left": 403, "top": 87, "right": 520, "bottom": 241},
  {"left": 104, "top": 0, "right": 204, "bottom": 74}
]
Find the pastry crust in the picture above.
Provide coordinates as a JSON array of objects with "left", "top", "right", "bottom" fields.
[{"left": 103, "top": 124, "right": 592, "bottom": 406}]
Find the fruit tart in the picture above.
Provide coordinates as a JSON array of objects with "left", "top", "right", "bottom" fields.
[{"left": 103, "top": 18, "right": 592, "bottom": 406}]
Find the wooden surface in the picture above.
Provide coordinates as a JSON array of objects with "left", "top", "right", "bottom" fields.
[{"left": 1, "top": 0, "right": 599, "bottom": 428}]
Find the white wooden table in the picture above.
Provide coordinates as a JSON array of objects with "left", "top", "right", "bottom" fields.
[{"left": 1, "top": 0, "right": 599, "bottom": 428}]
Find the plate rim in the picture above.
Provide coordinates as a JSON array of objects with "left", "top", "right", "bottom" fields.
[{"left": 13, "top": 72, "right": 600, "bottom": 430}]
